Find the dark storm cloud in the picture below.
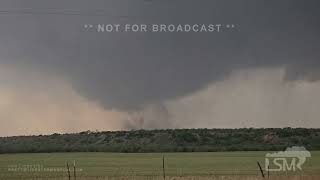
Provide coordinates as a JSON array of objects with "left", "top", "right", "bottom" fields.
[{"left": 0, "top": 0, "right": 320, "bottom": 110}]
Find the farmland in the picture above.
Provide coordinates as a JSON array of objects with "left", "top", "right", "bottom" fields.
[{"left": 0, "top": 152, "right": 319, "bottom": 179}]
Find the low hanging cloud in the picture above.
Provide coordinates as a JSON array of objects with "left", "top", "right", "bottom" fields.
[
  {"left": 164, "top": 67, "right": 320, "bottom": 129},
  {"left": 1, "top": 65, "right": 320, "bottom": 136},
  {"left": 0, "top": 0, "right": 320, "bottom": 135},
  {"left": 0, "top": 65, "right": 128, "bottom": 136},
  {"left": 1, "top": 0, "right": 320, "bottom": 110}
]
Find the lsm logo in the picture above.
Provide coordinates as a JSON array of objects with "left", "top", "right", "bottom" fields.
[{"left": 265, "top": 146, "right": 311, "bottom": 172}]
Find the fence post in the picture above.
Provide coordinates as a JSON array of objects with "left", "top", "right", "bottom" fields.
[
  {"left": 162, "top": 155, "right": 166, "bottom": 180},
  {"left": 257, "top": 161, "right": 265, "bottom": 178},
  {"left": 67, "top": 162, "right": 71, "bottom": 180},
  {"left": 73, "top": 160, "right": 76, "bottom": 180}
]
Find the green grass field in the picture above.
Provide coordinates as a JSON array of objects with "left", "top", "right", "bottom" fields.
[{"left": 0, "top": 152, "right": 319, "bottom": 179}]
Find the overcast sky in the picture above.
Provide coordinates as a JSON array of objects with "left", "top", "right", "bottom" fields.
[{"left": 0, "top": 0, "right": 320, "bottom": 136}]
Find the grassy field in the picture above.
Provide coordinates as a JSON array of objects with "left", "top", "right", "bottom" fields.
[{"left": 0, "top": 152, "right": 319, "bottom": 179}]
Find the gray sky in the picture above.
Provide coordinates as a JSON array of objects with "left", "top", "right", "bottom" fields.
[{"left": 0, "top": 0, "right": 320, "bottom": 135}]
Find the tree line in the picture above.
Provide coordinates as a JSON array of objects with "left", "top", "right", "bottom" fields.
[{"left": 0, "top": 128, "right": 319, "bottom": 153}]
